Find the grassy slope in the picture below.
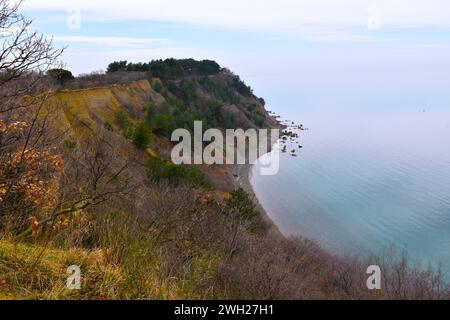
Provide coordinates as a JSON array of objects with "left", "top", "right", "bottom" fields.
[
  {"left": 0, "top": 76, "right": 267, "bottom": 299},
  {"left": 0, "top": 239, "right": 118, "bottom": 299},
  {"left": 0, "top": 236, "right": 188, "bottom": 299}
]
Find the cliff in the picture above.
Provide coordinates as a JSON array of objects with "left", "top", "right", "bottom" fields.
[
  {"left": 47, "top": 71, "right": 277, "bottom": 192},
  {"left": 2, "top": 64, "right": 447, "bottom": 300}
]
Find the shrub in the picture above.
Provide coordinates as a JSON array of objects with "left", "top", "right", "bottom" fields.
[
  {"left": 225, "top": 188, "right": 259, "bottom": 222},
  {"left": 47, "top": 68, "right": 75, "bottom": 85},
  {"left": 150, "top": 113, "right": 175, "bottom": 137},
  {"left": 133, "top": 122, "right": 151, "bottom": 149},
  {"left": 152, "top": 80, "right": 163, "bottom": 93},
  {"left": 115, "top": 110, "right": 129, "bottom": 129},
  {"left": 104, "top": 121, "right": 113, "bottom": 131},
  {"left": 63, "top": 138, "right": 77, "bottom": 149},
  {"left": 147, "top": 157, "right": 208, "bottom": 187}
]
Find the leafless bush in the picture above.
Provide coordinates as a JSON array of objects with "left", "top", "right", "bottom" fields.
[
  {"left": 51, "top": 71, "right": 148, "bottom": 90},
  {"left": 55, "top": 129, "right": 138, "bottom": 216},
  {"left": 211, "top": 234, "right": 329, "bottom": 299},
  {"left": 0, "top": 0, "right": 62, "bottom": 114}
]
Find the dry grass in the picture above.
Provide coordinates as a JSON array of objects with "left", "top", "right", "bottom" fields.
[{"left": 0, "top": 238, "right": 120, "bottom": 300}]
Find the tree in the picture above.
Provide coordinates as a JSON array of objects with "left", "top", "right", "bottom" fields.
[
  {"left": 105, "top": 59, "right": 222, "bottom": 79},
  {"left": 106, "top": 60, "right": 128, "bottom": 73},
  {"left": 0, "top": 0, "right": 62, "bottom": 114},
  {"left": 232, "top": 75, "right": 253, "bottom": 96},
  {"left": 226, "top": 188, "right": 258, "bottom": 222},
  {"left": 133, "top": 122, "right": 151, "bottom": 149},
  {"left": 47, "top": 68, "right": 75, "bottom": 85},
  {"left": 16, "top": 129, "right": 139, "bottom": 237}
]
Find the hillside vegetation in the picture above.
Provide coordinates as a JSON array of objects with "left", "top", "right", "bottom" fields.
[
  {"left": 2, "top": 0, "right": 448, "bottom": 300},
  {"left": 1, "top": 60, "right": 448, "bottom": 300}
]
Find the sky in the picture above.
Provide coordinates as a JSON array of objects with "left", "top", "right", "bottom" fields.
[{"left": 21, "top": 0, "right": 450, "bottom": 114}]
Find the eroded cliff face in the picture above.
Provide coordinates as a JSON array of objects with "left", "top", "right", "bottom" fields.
[
  {"left": 49, "top": 79, "right": 154, "bottom": 137},
  {"left": 47, "top": 79, "right": 236, "bottom": 192}
]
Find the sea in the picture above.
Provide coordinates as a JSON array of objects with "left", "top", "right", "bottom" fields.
[{"left": 249, "top": 71, "right": 450, "bottom": 276}]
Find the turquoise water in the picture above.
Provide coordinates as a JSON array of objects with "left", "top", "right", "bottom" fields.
[{"left": 250, "top": 73, "right": 450, "bottom": 275}]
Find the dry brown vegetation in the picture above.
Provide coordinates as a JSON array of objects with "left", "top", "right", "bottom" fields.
[
  {"left": 0, "top": 0, "right": 449, "bottom": 300},
  {"left": 52, "top": 71, "right": 148, "bottom": 91}
]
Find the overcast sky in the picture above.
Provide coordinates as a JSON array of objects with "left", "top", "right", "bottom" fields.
[
  {"left": 20, "top": 0, "right": 450, "bottom": 112},
  {"left": 23, "top": 0, "right": 450, "bottom": 27}
]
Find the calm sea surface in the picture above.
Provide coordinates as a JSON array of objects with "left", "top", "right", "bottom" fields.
[{"left": 249, "top": 72, "right": 450, "bottom": 274}]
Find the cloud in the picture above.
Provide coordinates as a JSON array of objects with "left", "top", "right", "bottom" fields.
[
  {"left": 52, "top": 36, "right": 171, "bottom": 48},
  {"left": 266, "top": 25, "right": 400, "bottom": 43},
  {"left": 24, "top": 0, "right": 450, "bottom": 29},
  {"left": 23, "top": 0, "right": 450, "bottom": 75},
  {"left": 72, "top": 47, "right": 201, "bottom": 59}
]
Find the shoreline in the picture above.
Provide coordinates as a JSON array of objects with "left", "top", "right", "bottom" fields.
[
  {"left": 231, "top": 115, "right": 287, "bottom": 238},
  {"left": 231, "top": 149, "right": 286, "bottom": 239},
  {"left": 233, "top": 162, "right": 285, "bottom": 239}
]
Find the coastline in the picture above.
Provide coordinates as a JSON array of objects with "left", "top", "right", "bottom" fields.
[
  {"left": 231, "top": 115, "right": 287, "bottom": 238},
  {"left": 234, "top": 117, "right": 287, "bottom": 238},
  {"left": 233, "top": 162, "right": 284, "bottom": 239}
]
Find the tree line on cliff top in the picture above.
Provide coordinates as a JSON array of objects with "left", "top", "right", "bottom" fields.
[
  {"left": 106, "top": 58, "right": 254, "bottom": 97},
  {"left": 106, "top": 58, "right": 221, "bottom": 79}
]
